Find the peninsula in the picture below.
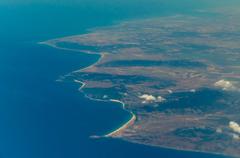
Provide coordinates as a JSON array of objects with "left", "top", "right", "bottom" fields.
[{"left": 43, "top": 8, "right": 240, "bottom": 157}]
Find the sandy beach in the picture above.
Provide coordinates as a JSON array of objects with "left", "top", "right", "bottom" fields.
[{"left": 42, "top": 41, "right": 137, "bottom": 139}]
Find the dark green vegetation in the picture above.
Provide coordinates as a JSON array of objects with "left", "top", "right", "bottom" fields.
[
  {"left": 144, "top": 88, "right": 227, "bottom": 113},
  {"left": 98, "top": 60, "right": 207, "bottom": 68}
]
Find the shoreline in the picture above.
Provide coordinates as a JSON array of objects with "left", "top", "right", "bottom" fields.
[
  {"left": 74, "top": 79, "right": 136, "bottom": 138},
  {"left": 39, "top": 40, "right": 234, "bottom": 158},
  {"left": 40, "top": 40, "right": 136, "bottom": 138},
  {"left": 104, "top": 99, "right": 136, "bottom": 137},
  {"left": 39, "top": 41, "right": 107, "bottom": 73},
  {"left": 120, "top": 138, "right": 235, "bottom": 158}
]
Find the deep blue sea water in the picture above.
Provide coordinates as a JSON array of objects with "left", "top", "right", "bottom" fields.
[{"left": 0, "top": 1, "right": 231, "bottom": 158}]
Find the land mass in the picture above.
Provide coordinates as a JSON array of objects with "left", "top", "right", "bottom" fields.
[{"left": 42, "top": 8, "right": 240, "bottom": 157}]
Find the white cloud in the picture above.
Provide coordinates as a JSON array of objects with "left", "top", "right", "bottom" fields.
[
  {"left": 214, "top": 79, "right": 235, "bottom": 90},
  {"left": 157, "top": 96, "right": 166, "bottom": 102},
  {"left": 190, "top": 89, "right": 196, "bottom": 93},
  {"left": 139, "top": 94, "right": 165, "bottom": 104},
  {"left": 232, "top": 133, "right": 240, "bottom": 140},
  {"left": 139, "top": 94, "right": 156, "bottom": 102},
  {"left": 229, "top": 121, "right": 240, "bottom": 134}
]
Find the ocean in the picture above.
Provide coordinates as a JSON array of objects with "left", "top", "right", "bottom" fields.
[{"left": 0, "top": 1, "right": 230, "bottom": 158}]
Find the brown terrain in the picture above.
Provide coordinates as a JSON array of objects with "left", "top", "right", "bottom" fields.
[{"left": 43, "top": 9, "right": 240, "bottom": 157}]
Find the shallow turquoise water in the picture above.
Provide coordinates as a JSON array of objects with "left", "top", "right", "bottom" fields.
[{"left": 0, "top": 1, "right": 231, "bottom": 158}]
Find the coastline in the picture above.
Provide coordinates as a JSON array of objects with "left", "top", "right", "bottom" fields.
[
  {"left": 38, "top": 41, "right": 107, "bottom": 73},
  {"left": 40, "top": 41, "right": 136, "bottom": 138},
  {"left": 121, "top": 138, "right": 235, "bottom": 158},
  {"left": 104, "top": 99, "right": 136, "bottom": 137},
  {"left": 74, "top": 79, "right": 136, "bottom": 138},
  {"left": 39, "top": 40, "right": 233, "bottom": 158}
]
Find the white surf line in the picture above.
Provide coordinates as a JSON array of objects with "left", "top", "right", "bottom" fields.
[
  {"left": 74, "top": 79, "right": 136, "bottom": 138},
  {"left": 104, "top": 108, "right": 136, "bottom": 137},
  {"left": 110, "top": 99, "right": 126, "bottom": 109},
  {"left": 75, "top": 53, "right": 106, "bottom": 73},
  {"left": 39, "top": 41, "right": 107, "bottom": 73},
  {"left": 98, "top": 99, "right": 136, "bottom": 138},
  {"left": 74, "top": 79, "right": 86, "bottom": 90},
  {"left": 90, "top": 100, "right": 136, "bottom": 139},
  {"left": 40, "top": 40, "right": 136, "bottom": 139},
  {"left": 38, "top": 41, "right": 100, "bottom": 56},
  {"left": 75, "top": 79, "right": 233, "bottom": 157}
]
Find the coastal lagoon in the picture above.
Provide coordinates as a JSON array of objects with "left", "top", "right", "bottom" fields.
[{"left": 0, "top": 1, "right": 232, "bottom": 158}]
